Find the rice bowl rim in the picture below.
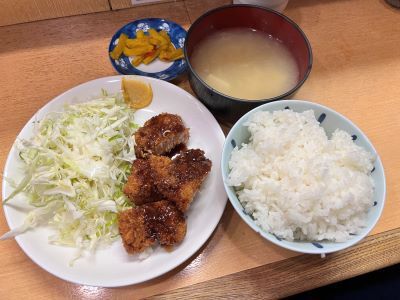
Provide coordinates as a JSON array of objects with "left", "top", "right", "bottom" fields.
[{"left": 221, "top": 99, "right": 386, "bottom": 255}]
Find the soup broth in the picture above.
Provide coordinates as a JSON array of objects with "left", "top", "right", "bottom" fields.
[{"left": 191, "top": 28, "right": 299, "bottom": 100}]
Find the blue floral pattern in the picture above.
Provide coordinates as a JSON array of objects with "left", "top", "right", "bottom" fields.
[
  {"left": 312, "top": 242, "right": 324, "bottom": 249},
  {"left": 108, "top": 18, "right": 187, "bottom": 81},
  {"left": 159, "top": 22, "right": 170, "bottom": 32},
  {"left": 136, "top": 22, "right": 150, "bottom": 32},
  {"left": 318, "top": 113, "right": 326, "bottom": 123},
  {"left": 178, "top": 37, "right": 185, "bottom": 48}
]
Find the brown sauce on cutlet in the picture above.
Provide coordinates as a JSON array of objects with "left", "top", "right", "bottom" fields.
[
  {"left": 141, "top": 203, "right": 171, "bottom": 229},
  {"left": 130, "top": 159, "right": 162, "bottom": 204},
  {"left": 141, "top": 201, "right": 185, "bottom": 245},
  {"left": 142, "top": 206, "right": 156, "bottom": 241},
  {"left": 134, "top": 159, "right": 152, "bottom": 182},
  {"left": 150, "top": 113, "right": 186, "bottom": 135},
  {"left": 136, "top": 113, "right": 187, "bottom": 151},
  {"left": 171, "top": 149, "right": 212, "bottom": 183}
]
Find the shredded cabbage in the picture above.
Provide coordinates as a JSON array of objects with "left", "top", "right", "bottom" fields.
[{"left": 1, "top": 91, "right": 137, "bottom": 262}]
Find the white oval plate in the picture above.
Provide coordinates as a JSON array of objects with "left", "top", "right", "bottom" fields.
[{"left": 1, "top": 75, "right": 227, "bottom": 287}]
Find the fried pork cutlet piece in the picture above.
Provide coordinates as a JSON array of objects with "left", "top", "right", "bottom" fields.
[
  {"left": 143, "top": 201, "right": 187, "bottom": 246},
  {"left": 118, "top": 207, "right": 156, "bottom": 253},
  {"left": 155, "top": 149, "right": 212, "bottom": 212},
  {"left": 123, "top": 149, "right": 212, "bottom": 212},
  {"left": 118, "top": 200, "right": 187, "bottom": 254},
  {"left": 123, "top": 158, "right": 166, "bottom": 205},
  {"left": 134, "top": 113, "right": 189, "bottom": 158}
]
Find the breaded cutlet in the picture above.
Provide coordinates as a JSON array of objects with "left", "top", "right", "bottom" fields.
[
  {"left": 134, "top": 113, "right": 189, "bottom": 158},
  {"left": 123, "top": 149, "right": 212, "bottom": 212},
  {"left": 118, "top": 208, "right": 156, "bottom": 254},
  {"left": 143, "top": 201, "right": 187, "bottom": 246},
  {"left": 155, "top": 149, "right": 212, "bottom": 212},
  {"left": 123, "top": 157, "right": 167, "bottom": 206},
  {"left": 118, "top": 201, "right": 186, "bottom": 254}
]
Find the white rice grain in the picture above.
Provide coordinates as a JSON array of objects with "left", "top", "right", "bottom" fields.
[{"left": 227, "top": 109, "right": 375, "bottom": 242}]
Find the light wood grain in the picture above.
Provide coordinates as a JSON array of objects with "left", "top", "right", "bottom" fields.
[
  {"left": 110, "top": 0, "right": 182, "bottom": 10},
  {"left": 0, "top": 0, "right": 399, "bottom": 299},
  {"left": 151, "top": 227, "right": 400, "bottom": 299},
  {"left": 184, "top": 0, "right": 232, "bottom": 23},
  {"left": 0, "top": 0, "right": 110, "bottom": 27}
]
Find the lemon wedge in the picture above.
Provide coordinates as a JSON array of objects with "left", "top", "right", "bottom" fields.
[{"left": 121, "top": 76, "right": 153, "bottom": 109}]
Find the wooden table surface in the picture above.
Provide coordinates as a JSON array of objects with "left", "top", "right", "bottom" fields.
[{"left": 1, "top": 0, "right": 400, "bottom": 299}]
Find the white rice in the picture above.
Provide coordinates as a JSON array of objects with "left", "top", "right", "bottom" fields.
[{"left": 227, "top": 109, "right": 375, "bottom": 242}]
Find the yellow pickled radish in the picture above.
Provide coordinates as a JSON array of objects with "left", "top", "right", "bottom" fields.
[{"left": 121, "top": 77, "right": 153, "bottom": 109}]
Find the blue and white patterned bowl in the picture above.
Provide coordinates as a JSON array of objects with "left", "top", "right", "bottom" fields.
[
  {"left": 221, "top": 100, "right": 386, "bottom": 255},
  {"left": 108, "top": 18, "right": 187, "bottom": 81}
]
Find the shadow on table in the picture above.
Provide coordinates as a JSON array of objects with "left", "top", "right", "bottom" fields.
[{"left": 286, "top": 262, "right": 400, "bottom": 300}]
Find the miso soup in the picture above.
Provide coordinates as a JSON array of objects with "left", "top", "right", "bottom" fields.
[{"left": 191, "top": 28, "right": 299, "bottom": 100}]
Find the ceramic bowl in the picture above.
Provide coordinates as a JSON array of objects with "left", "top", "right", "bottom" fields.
[
  {"left": 221, "top": 100, "right": 386, "bottom": 255},
  {"left": 184, "top": 5, "right": 312, "bottom": 122},
  {"left": 109, "top": 18, "right": 187, "bottom": 81}
]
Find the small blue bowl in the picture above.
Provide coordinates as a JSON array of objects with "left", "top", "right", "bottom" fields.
[
  {"left": 108, "top": 18, "right": 187, "bottom": 81},
  {"left": 221, "top": 100, "right": 386, "bottom": 255}
]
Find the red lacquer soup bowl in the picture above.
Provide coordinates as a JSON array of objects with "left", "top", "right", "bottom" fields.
[{"left": 184, "top": 4, "right": 313, "bottom": 122}]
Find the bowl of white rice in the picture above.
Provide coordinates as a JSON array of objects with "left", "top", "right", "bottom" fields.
[{"left": 222, "top": 100, "right": 386, "bottom": 255}]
